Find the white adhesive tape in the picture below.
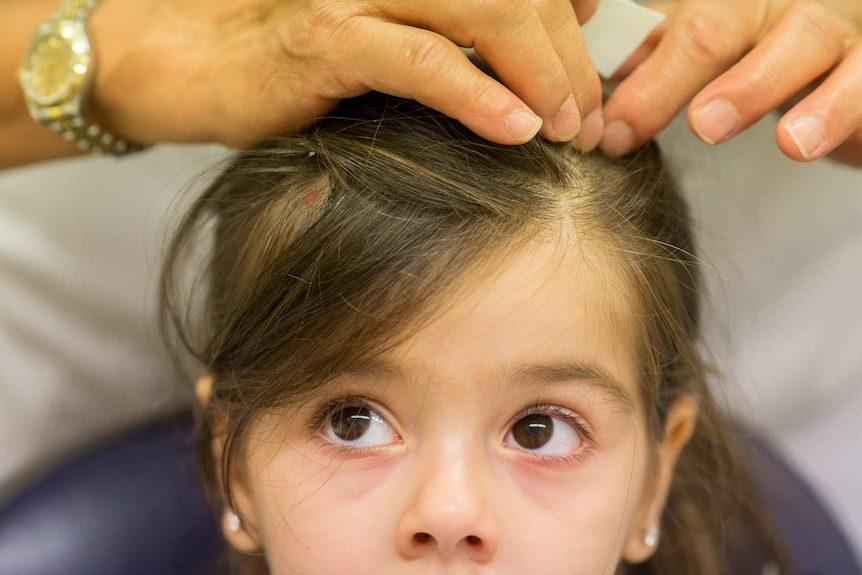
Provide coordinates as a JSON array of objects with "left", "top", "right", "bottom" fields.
[{"left": 581, "top": 0, "right": 666, "bottom": 78}]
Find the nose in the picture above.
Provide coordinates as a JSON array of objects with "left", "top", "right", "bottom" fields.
[{"left": 396, "top": 450, "right": 499, "bottom": 562}]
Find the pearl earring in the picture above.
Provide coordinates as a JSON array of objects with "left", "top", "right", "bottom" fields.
[
  {"left": 227, "top": 511, "right": 242, "bottom": 533},
  {"left": 643, "top": 526, "right": 659, "bottom": 547}
]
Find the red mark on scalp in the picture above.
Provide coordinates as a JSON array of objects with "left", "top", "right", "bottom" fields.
[{"left": 303, "top": 188, "right": 320, "bottom": 206}]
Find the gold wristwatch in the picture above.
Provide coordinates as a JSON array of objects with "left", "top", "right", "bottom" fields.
[{"left": 18, "top": 0, "right": 148, "bottom": 156}]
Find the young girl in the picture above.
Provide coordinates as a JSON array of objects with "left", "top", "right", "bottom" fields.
[{"left": 162, "top": 90, "right": 787, "bottom": 575}]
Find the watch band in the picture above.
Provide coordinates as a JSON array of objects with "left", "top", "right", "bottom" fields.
[
  {"left": 26, "top": 0, "right": 149, "bottom": 156},
  {"left": 46, "top": 116, "right": 146, "bottom": 155}
]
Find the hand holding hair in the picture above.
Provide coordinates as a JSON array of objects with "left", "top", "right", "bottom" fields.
[
  {"left": 4, "top": 0, "right": 603, "bottom": 168},
  {"left": 601, "top": 0, "right": 862, "bottom": 166}
]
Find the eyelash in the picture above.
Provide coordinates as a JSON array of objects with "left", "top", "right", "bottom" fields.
[{"left": 509, "top": 402, "right": 596, "bottom": 466}]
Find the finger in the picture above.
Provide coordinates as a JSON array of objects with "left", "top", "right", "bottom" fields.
[
  {"left": 532, "top": 0, "right": 604, "bottom": 147},
  {"left": 688, "top": 1, "right": 849, "bottom": 147},
  {"left": 353, "top": 20, "right": 543, "bottom": 145},
  {"left": 374, "top": 0, "right": 585, "bottom": 141},
  {"left": 776, "top": 41, "right": 862, "bottom": 162},
  {"left": 600, "top": 1, "right": 755, "bottom": 156}
]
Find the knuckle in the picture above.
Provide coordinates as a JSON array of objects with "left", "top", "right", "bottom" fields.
[
  {"left": 787, "top": 1, "right": 848, "bottom": 44},
  {"left": 305, "top": 0, "right": 352, "bottom": 28},
  {"left": 736, "top": 65, "right": 775, "bottom": 97},
  {"left": 288, "top": 1, "right": 356, "bottom": 50},
  {"left": 790, "top": 0, "right": 831, "bottom": 24},
  {"left": 468, "top": 78, "right": 508, "bottom": 113},
  {"left": 401, "top": 35, "right": 453, "bottom": 75},
  {"left": 677, "top": 11, "right": 743, "bottom": 65}
]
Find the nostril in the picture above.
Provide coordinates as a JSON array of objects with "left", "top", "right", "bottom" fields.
[{"left": 413, "top": 532, "right": 482, "bottom": 546}]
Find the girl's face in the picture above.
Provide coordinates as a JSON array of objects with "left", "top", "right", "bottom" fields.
[{"left": 223, "top": 233, "right": 697, "bottom": 575}]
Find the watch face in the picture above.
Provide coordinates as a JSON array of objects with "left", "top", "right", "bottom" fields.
[{"left": 19, "top": 22, "right": 90, "bottom": 107}]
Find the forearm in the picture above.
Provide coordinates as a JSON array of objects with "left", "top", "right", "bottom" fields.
[
  {"left": 1, "top": 0, "right": 85, "bottom": 169},
  {"left": 2, "top": 0, "right": 606, "bottom": 171}
]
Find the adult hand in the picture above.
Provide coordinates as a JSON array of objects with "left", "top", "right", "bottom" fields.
[
  {"left": 599, "top": 0, "right": 862, "bottom": 166},
  {"left": 88, "top": 0, "right": 603, "bottom": 150}
]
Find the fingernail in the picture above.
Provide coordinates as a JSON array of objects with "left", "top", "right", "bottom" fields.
[
  {"left": 575, "top": 109, "right": 604, "bottom": 152},
  {"left": 600, "top": 120, "right": 635, "bottom": 157},
  {"left": 692, "top": 99, "right": 740, "bottom": 144},
  {"left": 551, "top": 95, "right": 582, "bottom": 141},
  {"left": 506, "top": 108, "right": 543, "bottom": 142},
  {"left": 785, "top": 115, "right": 825, "bottom": 160}
]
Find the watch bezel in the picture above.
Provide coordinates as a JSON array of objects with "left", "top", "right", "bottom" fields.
[{"left": 18, "top": 19, "right": 91, "bottom": 109}]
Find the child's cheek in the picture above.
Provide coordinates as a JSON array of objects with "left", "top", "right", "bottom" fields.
[
  {"left": 253, "top": 448, "right": 406, "bottom": 574},
  {"left": 502, "top": 446, "right": 642, "bottom": 569},
  {"left": 259, "top": 443, "right": 405, "bottom": 520}
]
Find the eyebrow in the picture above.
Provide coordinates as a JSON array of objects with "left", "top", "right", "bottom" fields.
[
  {"left": 340, "top": 358, "right": 635, "bottom": 413},
  {"left": 510, "top": 362, "right": 635, "bottom": 413}
]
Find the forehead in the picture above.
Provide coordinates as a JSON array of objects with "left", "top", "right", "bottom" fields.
[{"left": 375, "top": 228, "right": 642, "bottom": 409}]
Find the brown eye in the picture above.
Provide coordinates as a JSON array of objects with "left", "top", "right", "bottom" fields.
[
  {"left": 321, "top": 400, "right": 399, "bottom": 447},
  {"left": 504, "top": 409, "right": 584, "bottom": 456},
  {"left": 511, "top": 414, "right": 554, "bottom": 449},
  {"left": 330, "top": 406, "right": 372, "bottom": 441}
]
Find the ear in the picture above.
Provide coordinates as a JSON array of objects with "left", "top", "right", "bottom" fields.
[
  {"left": 195, "top": 374, "right": 213, "bottom": 406},
  {"left": 212, "top": 433, "right": 261, "bottom": 553},
  {"left": 197, "top": 374, "right": 262, "bottom": 553},
  {"left": 220, "top": 505, "right": 260, "bottom": 553},
  {"left": 622, "top": 394, "right": 699, "bottom": 563}
]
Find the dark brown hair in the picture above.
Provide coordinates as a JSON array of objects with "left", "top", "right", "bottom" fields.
[{"left": 162, "top": 91, "right": 787, "bottom": 575}]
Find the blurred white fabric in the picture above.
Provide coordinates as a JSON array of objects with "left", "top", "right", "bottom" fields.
[
  {"left": 0, "top": 145, "right": 228, "bottom": 500},
  {"left": 658, "top": 114, "right": 862, "bottom": 561},
  {"left": 0, "top": 116, "right": 859, "bottom": 562}
]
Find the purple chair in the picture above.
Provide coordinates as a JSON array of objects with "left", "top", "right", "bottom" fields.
[{"left": 0, "top": 414, "right": 226, "bottom": 575}]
